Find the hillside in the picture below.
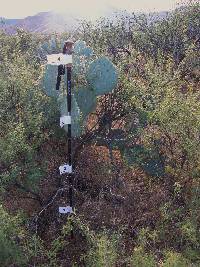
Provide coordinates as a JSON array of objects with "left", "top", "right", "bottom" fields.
[
  {"left": 0, "top": 9, "right": 168, "bottom": 34},
  {"left": 0, "top": 12, "right": 80, "bottom": 33}
]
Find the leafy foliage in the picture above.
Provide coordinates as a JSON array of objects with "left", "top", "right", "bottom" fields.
[
  {"left": 0, "top": 31, "right": 49, "bottom": 194},
  {"left": 0, "top": 205, "right": 25, "bottom": 266},
  {"left": 86, "top": 232, "right": 118, "bottom": 267},
  {"left": 130, "top": 247, "right": 156, "bottom": 267}
]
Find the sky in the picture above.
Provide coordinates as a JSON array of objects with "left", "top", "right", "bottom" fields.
[{"left": 0, "top": 0, "right": 180, "bottom": 19}]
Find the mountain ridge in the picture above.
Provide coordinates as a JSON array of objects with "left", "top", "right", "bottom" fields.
[
  {"left": 0, "top": 11, "right": 80, "bottom": 34},
  {"left": 0, "top": 10, "right": 168, "bottom": 34}
]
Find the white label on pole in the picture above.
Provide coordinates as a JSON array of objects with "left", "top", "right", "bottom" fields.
[
  {"left": 59, "top": 164, "right": 72, "bottom": 175},
  {"left": 60, "top": 115, "right": 71, "bottom": 127},
  {"left": 47, "top": 54, "right": 72, "bottom": 65},
  {"left": 59, "top": 206, "right": 73, "bottom": 214}
]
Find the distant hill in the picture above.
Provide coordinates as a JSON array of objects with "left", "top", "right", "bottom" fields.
[
  {"left": 0, "top": 12, "right": 80, "bottom": 34},
  {"left": 0, "top": 10, "right": 168, "bottom": 34},
  {"left": 0, "top": 18, "right": 20, "bottom": 26}
]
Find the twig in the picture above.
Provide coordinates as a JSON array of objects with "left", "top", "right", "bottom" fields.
[{"left": 32, "top": 186, "right": 68, "bottom": 267}]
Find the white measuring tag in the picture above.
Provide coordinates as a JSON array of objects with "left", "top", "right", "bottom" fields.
[
  {"left": 59, "top": 206, "right": 73, "bottom": 214},
  {"left": 47, "top": 53, "right": 72, "bottom": 65},
  {"left": 59, "top": 164, "right": 72, "bottom": 175},
  {"left": 60, "top": 115, "right": 71, "bottom": 127}
]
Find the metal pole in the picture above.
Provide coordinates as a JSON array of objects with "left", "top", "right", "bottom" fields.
[
  {"left": 66, "top": 66, "right": 73, "bottom": 209},
  {"left": 63, "top": 40, "right": 74, "bottom": 211}
]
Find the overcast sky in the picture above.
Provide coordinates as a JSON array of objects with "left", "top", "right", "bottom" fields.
[{"left": 0, "top": 0, "right": 179, "bottom": 19}]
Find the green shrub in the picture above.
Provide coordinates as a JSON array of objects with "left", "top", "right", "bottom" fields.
[
  {"left": 0, "top": 205, "right": 26, "bottom": 266},
  {"left": 130, "top": 246, "right": 156, "bottom": 267},
  {"left": 163, "top": 251, "right": 189, "bottom": 267},
  {"left": 86, "top": 232, "right": 118, "bottom": 267}
]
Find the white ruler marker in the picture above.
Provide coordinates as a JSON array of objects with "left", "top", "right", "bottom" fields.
[
  {"left": 59, "top": 206, "right": 73, "bottom": 214},
  {"left": 59, "top": 164, "right": 72, "bottom": 175},
  {"left": 60, "top": 115, "right": 71, "bottom": 127},
  {"left": 47, "top": 54, "right": 72, "bottom": 65}
]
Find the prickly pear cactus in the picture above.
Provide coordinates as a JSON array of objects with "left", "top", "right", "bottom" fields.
[
  {"left": 42, "top": 65, "right": 59, "bottom": 98},
  {"left": 73, "top": 86, "right": 97, "bottom": 119},
  {"left": 86, "top": 57, "right": 118, "bottom": 95},
  {"left": 41, "top": 40, "right": 118, "bottom": 137},
  {"left": 73, "top": 40, "right": 93, "bottom": 58}
]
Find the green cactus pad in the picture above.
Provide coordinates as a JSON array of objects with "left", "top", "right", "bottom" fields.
[
  {"left": 72, "top": 55, "right": 87, "bottom": 78},
  {"left": 73, "top": 41, "right": 93, "bottom": 78},
  {"left": 40, "top": 38, "right": 58, "bottom": 54},
  {"left": 40, "top": 41, "right": 50, "bottom": 53},
  {"left": 74, "top": 40, "right": 93, "bottom": 57},
  {"left": 86, "top": 57, "right": 118, "bottom": 95},
  {"left": 42, "top": 65, "right": 59, "bottom": 98},
  {"left": 74, "top": 87, "right": 97, "bottom": 118}
]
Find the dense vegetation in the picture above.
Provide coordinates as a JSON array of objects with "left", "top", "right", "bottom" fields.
[{"left": 0, "top": 2, "right": 199, "bottom": 266}]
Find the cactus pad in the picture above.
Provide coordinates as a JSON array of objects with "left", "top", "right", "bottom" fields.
[
  {"left": 74, "top": 41, "right": 93, "bottom": 58},
  {"left": 42, "top": 65, "right": 59, "bottom": 98},
  {"left": 86, "top": 57, "right": 118, "bottom": 95},
  {"left": 74, "top": 87, "right": 97, "bottom": 118}
]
